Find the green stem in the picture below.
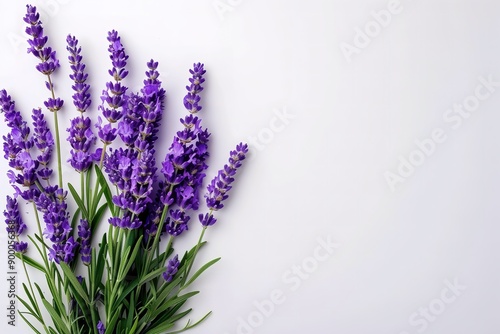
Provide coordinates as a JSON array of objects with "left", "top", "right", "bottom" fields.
[
  {"left": 19, "top": 251, "right": 50, "bottom": 334},
  {"left": 99, "top": 143, "right": 108, "bottom": 169},
  {"left": 46, "top": 75, "right": 63, "bottom": 189},
  {"left": 143, "top": 199, "right": 170, "bottom": 275},
  {"left": 181, "top": 226, "right": 207, "bottom": 287},
  {"left": 81, "top": 171, "right": 85, "bottom": 214},
  {"left": 53, "top": 110, "right": 63, "bottom": 188},
  {"left": 32, "top": 203, "right": 49, "bottom": 268},
  {"left": 89, "top": 264, "right": 98, "bottom": 334}
]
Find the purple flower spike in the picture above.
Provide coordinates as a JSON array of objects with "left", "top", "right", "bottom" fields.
[
  {"left": 66, "top": 35, "right": 91, "bottom": 113},
  {"left": 97, "top": 320, "right": 105, "bottom": 334},
  {"left": 199, "top": 212, "right": 217, "bottom": 227},
  {"left": 0, "top": 91, "right": 45, "bottom": 201},
  {"left": 166, "top": 209, "right": 190, "bottom": 236},
  {"left": 4, "top": 196, "right": 28, "bottom": 253},
  {"left": 97, "top": 30, "right": 129, "bottom": 154},
  {"left": 66, "top": 35, "right": 95, "bottom": 172},
  {"left": 44, "top": 97, "right": 64, "bottom": 113},
  {"left": 96, "top": 117, "right": 117, "bottom": 145},
  {"left": 163, "top": 255, "right": 179, "bottom": 282},
  {"left": 183, "top": 63, "right": 206, "bottom": 114},
  {"left": 77, "top": 219, "right": 91, "bottom": 265},
  {"left": 106, "top": 30, "right": 129, "bottom": 81},
  {"left": 37, "top": 188, "right": 76, "bottom": 263},
  {"left": 205, "top": 143, "right": 248, "bottom": 212},
  {"left": 24, "top": 5, "right": 60, "bottom": 77},
  {"left": 99, "top": 30, "right": 129, "bottom": 123},
  {"left": 67, "top": 116, "right": 96, "bottom": 172},
  {"left": 32, "top": 108, "right": 53, "bottom": 180}
]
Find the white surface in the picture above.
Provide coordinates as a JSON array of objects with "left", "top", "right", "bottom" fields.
[{"left": 0, "top": 0, "right": 499, "bottom": 333}]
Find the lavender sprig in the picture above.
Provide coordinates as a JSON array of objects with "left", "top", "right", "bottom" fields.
[
  {"left": 97, "top": 320, "right": 105, "bottom": 334},
  {"left": 4, "top": 196, "right": 28, "bottom": 253},
  {"left": 156, "top": 63, "right": 209, "bottom": 239},
  {"left": 96, "top": 30, "right": 128, "bottom": 157},
  {"left": 0, "top": 90, "right": 42, "bottom": 201},
  {"left": 32, "top": 108, "right": 54, "bottom": 183},
  {"left": 66, "top": 35, "right": 96, "bottom": 173},
  {"left": 163, "top": 254, "right": 179, "bottom": 282},
  {"left": 78, "top": 219, "right": 91, "bottom": 265},
  {"left": 67, "top": 35, "right": 91, "bottom": 113},
  {"left": 36, "top": 188, "right": 77, "bottom": 263},
  {"left": 200, "top": 143, "right": 248, "bottom": 226},
  {"left": 24, "top": 4, "right": 64, "bottom": 188},
  {"left": 24, "top": 5, "right": 60, "bottom": 80}
]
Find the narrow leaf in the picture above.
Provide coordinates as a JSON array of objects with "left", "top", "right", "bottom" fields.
[
  {"left": 68, "top": 182, "right": 89, "bottom": 220},
  {"left": 182, "top": 258, "right": 220, "bottom": 288},
  {"left": 59, "top": 262, "right": 90, "bottom": 304},
  {"left": 41, "top": 299, "right": 71, "bottom": 334}
]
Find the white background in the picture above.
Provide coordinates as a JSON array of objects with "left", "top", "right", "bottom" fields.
[{"left": 0, "top": 0, "right": 499, "bottom": 333}]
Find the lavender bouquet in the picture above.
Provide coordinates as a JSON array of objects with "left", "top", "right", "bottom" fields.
[{"left": 2, "top": 5, "right": 248, "bottom": 334}]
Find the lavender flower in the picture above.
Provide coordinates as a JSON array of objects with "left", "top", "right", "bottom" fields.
[
  {"left": 138, "top": 60, "right": 165, "bottom": 149},
  {"left": 0, "top": 91, "right": 43, "bottom": 201},
  {"left": 24, "top": 5, "right": 64, "bottom": 116},
  {"left": 163, "top": 255, "right": 179, "bottom": 282},
  {"left": 96, "top": 117, "right": 117, "bottom": 145},
  {"left": 78, "top": 219, "right": 91, "bottom": 265},
  {"left": 204, "top": 143, "right": 248, "bottom": 212},
  {"left": 106, "top": 30, "right": 129, "bottom": 82},
  {"left": 105, "top": 148, "right": 157, "bottom": 230},
  {"left": 97, "top": 321, "right": 105, "bottom": 334},
  {"left": 99, "top": 30, "right": 128, "bottom": 123},
  {"left": 36, "top": 188, "right": 77, "bottom": 263},
  {"left": 67, "top": 117, "right": 95, "bottom": 172},
  {"left": 166, "top": 209, "right": 190, "bottom": 236},
  {"left": 1, "top": 90, "right": 34, "bottom": 155},
  {"left": 173, "top": 64, "right": 210, "bottom": 211},
  {"left": 65, "top": 35, "right": 95, "bottom": 172},
  {"left": 97, "top": 30, "right": 128, "bottom": 150},
  {"left": 66, "top": 35, "right": 91, "bottom": 113},
  {"left": 4, "top": 196, "right": 28, "bottom": 253},
  {"left": 44, "top": 98, "right": 64, "bottom": 113},
  {"left": 24, "top": 5, "right": 60, "bottom": 78},
  {"left": 153, "top": 64, "right": 210, "bottom": 239},
  {"left": 118, "top": 59, "right": 165, "bottom": 153},
  {"left": 32, "top": 108, "right": 54, "bottom": 181},
  {"left": 183, "top": 63, "right": 206, "bottom": 114}
]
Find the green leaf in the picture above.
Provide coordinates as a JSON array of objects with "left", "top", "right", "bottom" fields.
[
  {"left": 151, "top": 291, "right": 199, "bottom": 319},
  {"left": 93, "top": 234, "right": 108, "bottom": 287},
  {"left": 16, "top": 254, "right": 45, "bottom": 273},
  {"left": 41, "top": 299, "right": 71, "bottom": 334},
  {"left": 105, "top": 304, "right": 122, "bottom": 334},
  {"left": 165, "top": 311, "right": 212, "bottom": 334},
  {"left": 17, "top": 295, "right": 41, "bottom": 322},
  {"left": 139, "top": 267, "right": 167, "bottom": 286},
  {"left": 126, "top": 290, "right": 136, "bottom": 332},
  {"left": 86, "top": 167, "right": 92, "bottom": 210},
  {"left": 149, "top": 275, "right": 183, "bottom": 311},
  {"left": 118, "top": 235, "right": 143, "bottom": 282},
  {"left": 71, "top": 207, "right": 81, "bottom": 231},
  {"left": 19, "top": 312, "right": 42, "bottom": 334},
  {"left": 94, "top": 165, "right": 115, "bottom": 216},
  {"left": 68, "top": 182, "right": 89, "bottom": 220},
  {"left": 90, "top": 203, "right": 108, "bottom": 234},
  {"left": 144, "top": 321, "right": 175, "bottom": 334},
  {"left": 27, "top": 235, "right": 49, "bottom": 261},
  {"left": 59, "top": 262, "right": 90, "bottom": 305},
  {"left": 162, "top": 307, "right": 192, "bottom": 326},
  {"left": 128, "top": 318, "right": 140, "bottom": 334},
  {"left": 182, "top": 257, "right": 220, "bottom": 289}
]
